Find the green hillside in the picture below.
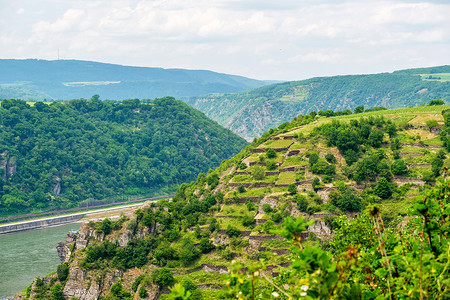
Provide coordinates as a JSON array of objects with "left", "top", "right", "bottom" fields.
[
  {"left": 0, "top": 59, "right": 269, "bottom": 101},
  {"left": 188, "top": 65, "right": 450, "bottom": 140},
  {"left": 0, "top": 97, "right": 247, "bottom": 216},
  {"left": 20, "top": 104, "right": 450, "bottom": 299}
]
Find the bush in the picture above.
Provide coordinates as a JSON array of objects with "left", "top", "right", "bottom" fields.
[
  {"left": 391, "top": 159, "right": 408, "bottom": 175},
  {"left": 374, "top": 177, "right": 392, "bottom": 199},
  {"left": 152, "top": 268, "right": 175, "bottom": 287},
  {"left": 295, "top": 195, "right": 308, "bottom": 212},
  {"left": 132, "top": 274, "right": 145, "bottom": 292},
  {"left": 252, "top": 166, "right": 265, "bottom": 180},
  {"left": 138, "top": 286, "right": 148, "bottom": 298},
  {"left": 271, "top": 212, "right": 282, "bottom": 222},
  {"left": 262, "top": 203, "right": 273, "bottom": 213},
  {"left": 226, "top": 225, "right": 241, "bottom": 237},
  {"left": 237, "top": 185, "right": 246, "bottom": 193},
  {"left": 239, "top": 162, "right": 247, "bottom": 170},
  {"left": 56, "top": 263, "right": 69, "bottom": 282},
  {"left": 266, "top": 148, "right": 276, "bottom": 158},
  {"left": 288, "top": 184, "right": 297, "bottom": 194},
  {"left": 266, "top": 160, "right": 277, "bottom": 170},
  {"left": 429, "top": 99, "right": 445, "bottom": 106},
  {"left": 178, "top": 239, "right": 200, "bottom": 267},
  {"left": 199, "top": 238, "right": 215, "bottom": 254},
  {"left": 241, "top": 215, "right": 255, "bottom": 227},
  {"left": 325, "top": 153, "right": 337, "bottom": 164}
]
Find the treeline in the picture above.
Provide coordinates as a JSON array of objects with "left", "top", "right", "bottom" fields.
[{"left": 0, "top": 97, "right": 247, "bottom": 214}]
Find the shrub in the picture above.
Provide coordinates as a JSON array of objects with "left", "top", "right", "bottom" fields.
[
  {"left": 237, "top": 185, "right": 246, "bottom": 193},
  {"left": 226, "top": 225, "right": 241, "bottom": 237},
  {"left": 132, "top": 274, "right": 145, "bottom": 292},
  {"left": 266, "top": 160, "right": 277, "bottom": 170},
  {"left": 271, "top": 212, "right": 282, "bottom": 222},
  {"left": 429, "top": 98, "right": 445, "bottom": 106},
  {"left": 262, "top": 203, "right": 273, "bottom": 213},
  {"left": 241, "top": 215, "right": 255, "bottom": 227},
  {"left": 56, "top": 263, "right": 69, "bottom": 282},
  {"left": 296, "top": 195, "right": 308, "bottom": 212},
  {"left": 152, "top": 268, "right": 175, "bottom": 287},
  {"left": 374, "top": 177, "right": 392, "bottom": 199},
  {"left": 199, "top": 238, "right": 215, "bottom": 254},
  {"left": 266, "top": 148, "right": 276, "bottom": 158},
  {"left": 391, "top": 159, "right": 408, "bottom": 175},
  {"left": 325, "top": 153, "right": 337, "bottom": 164},
  {"left": 138, "top": 286, "right": 148, "bottom": 298},
  {"left": 288, "top": 183, "right": 297, "bottom": 194},
  {"left": 252, "top": 166, "right": 265, "bottom": 180},
  {"left": 239, "top": 162, "right": 247, "bottom": 170}
]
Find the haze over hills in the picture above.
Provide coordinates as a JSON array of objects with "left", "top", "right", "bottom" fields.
[
  {"left": 188, "top": 65, "right": 450, "bottom": 140},
  {"left": 0, "top": 59, "right": 269, "bottom": 101}
]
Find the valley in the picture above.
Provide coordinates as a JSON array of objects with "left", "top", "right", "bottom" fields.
[{"left": 14, "top": 102, "right": 450, "bottom": 299}]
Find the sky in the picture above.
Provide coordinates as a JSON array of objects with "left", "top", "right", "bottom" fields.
[{"left": 0, "top": 0, "right": 449, "bottom": 81}]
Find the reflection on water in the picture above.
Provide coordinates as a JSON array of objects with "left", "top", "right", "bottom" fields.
[{"left": 0, "top": 223, "right": 81, "bottom": 297}]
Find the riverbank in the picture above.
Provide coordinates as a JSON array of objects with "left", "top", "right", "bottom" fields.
[{"left": 0, "top": 198, "right": 168, "bottom": 235}]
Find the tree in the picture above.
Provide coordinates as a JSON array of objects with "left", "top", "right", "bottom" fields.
[
  {"left": 199, "top": 238, "right": 215, "bottom": 254},
  {"left": 426, "top": 119, "right": 439, "bottom": 132},
  {"left": 354, "top": 105, "right": 364, "bottom": 114},
  {"left": 56, "top": 263, "right": 69, "bottom": 282},
  {"left": 367, "top": 130, "right": 384, "bottom": 148},
  {"left": 252, "top": 166, "right": 265, "bottom": 180},
  {"left": 391, "top": 159, "right": 408, "bottom": 175},
  {"left": 237, "top": 185, "right": 246, "bottom": 193},
  {"left": 429, "top": 99, "right": 445, "bottom": 106},
  {"left": 295, "top": 195, "right": 308, "bottom": 212},
  {"left": 325, "top": 153, "right": 337, "bottom": 164},
  {"left": 266, "top": 148, "right": 276, "bottom": 159},
  {"left": 152, "top": 268, "right": 175, "bottom": 287},
  {"left": 312, "top": 177, "right": 321, "bottom": 192},
  {"left": 266, "top": 160, "right": 277, "bottom": 170},
  {"left": 288, "top": 183, "right": 297, "bottom": 194},
  {"left": 374, "top": 177, "right": 392, "bottom": 199}
]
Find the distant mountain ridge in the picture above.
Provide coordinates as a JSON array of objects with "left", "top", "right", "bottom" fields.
[
  {"left": 0, "top": 59, "right": 269, "bottom": 100},
  {"left": 188, "top": 65, "right": 450, "bottom": 140}
]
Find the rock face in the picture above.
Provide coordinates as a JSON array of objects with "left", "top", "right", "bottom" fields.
[
  {"left": 56, "top": 231, "right": 77, "bottom": 263},
  {"left": 308, "top": 220, "right": 332, "bottom": 240}
]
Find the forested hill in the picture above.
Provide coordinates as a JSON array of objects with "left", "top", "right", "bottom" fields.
[
  {"left": 188, "top": 65, "right": 450, "bottom": 140},
  {"left": 0, "top": 59, "right": 268, "bottom": 101},
  {"left": 0, "top": 97, "right": 247, "bottom": 216}
]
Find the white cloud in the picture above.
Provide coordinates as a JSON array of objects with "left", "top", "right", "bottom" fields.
[{"left": 0, "top": 0, "right": 448, "bottom": 80}]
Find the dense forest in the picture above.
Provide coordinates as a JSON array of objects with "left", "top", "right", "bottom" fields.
[
  {"left": 0, "top": 97, "right": 247, "bottom": 215},
  {"left": 188, "top": 65, "right": 450, "bottom": 140}
]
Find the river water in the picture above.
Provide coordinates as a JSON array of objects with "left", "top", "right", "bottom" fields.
[{"left": 0, "top": 223, "right": 81, "bottom": 298}]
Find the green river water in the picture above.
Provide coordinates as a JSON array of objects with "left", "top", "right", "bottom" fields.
[{"left": 0, "top": 223, "right": 81, "bottom": 298}]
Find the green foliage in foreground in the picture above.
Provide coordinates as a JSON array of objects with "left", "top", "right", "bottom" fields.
[
  {"left": 211, "top": 176, "right": 450, "bottom": 299},
  {"left": 0, "top": 97, "right": 247, "bottom": 214}
]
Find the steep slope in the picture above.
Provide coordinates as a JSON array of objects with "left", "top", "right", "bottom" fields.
[
  {"left": 0, "top": 59, "right": 269, "bottom": 101},
  {"left": 188, "top": 65, "right": 450, "bottom": 140},
  {"left": 17, "top": 104, "right": 450, "bottom": 299},
  {"left": 0, "top": 97, "right": 247, "bottom": 216}
]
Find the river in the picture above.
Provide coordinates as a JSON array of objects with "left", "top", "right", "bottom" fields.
[{"left": 0, "top": 223, "right": 80, "bottom": 298}]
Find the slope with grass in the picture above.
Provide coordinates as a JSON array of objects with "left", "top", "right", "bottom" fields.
[
  {"left": 18, "top": 104, "right": 450, "bottom": 300},
  {"left": 188, "top": 65, "right": 450, "bottom": 140}
]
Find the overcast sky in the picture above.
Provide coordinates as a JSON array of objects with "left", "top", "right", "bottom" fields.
[{"left": 0, "top": 0, "right": 449, "bottom": 80}]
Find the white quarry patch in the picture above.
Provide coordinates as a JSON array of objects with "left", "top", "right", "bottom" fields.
[{"left": 62, "top": 81, "right": 120, "bottom": 87}]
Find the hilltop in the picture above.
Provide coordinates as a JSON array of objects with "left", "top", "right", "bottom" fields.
[
  {"left": 188, "top": 65, "right": 450, "bottom": 140},
  {"left": 0, "top": 59, "right": 269, "bottom": 101},
  {"left": 18, "top": 103, "right": 450, "bottom": 299},
  {"left": 0, "top": 97, "right": 247, "bottom": 217}
]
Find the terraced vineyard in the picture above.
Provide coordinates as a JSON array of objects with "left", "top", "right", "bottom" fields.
[{"left": 20, "top": 104, "right": 450, "bottom": 300}]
